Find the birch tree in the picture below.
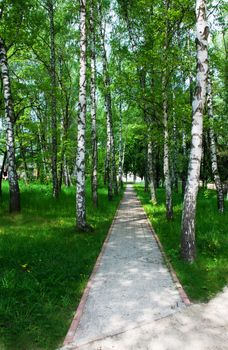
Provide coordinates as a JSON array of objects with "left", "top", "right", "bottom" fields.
[
  {"left": 118, "top": 101, "right": 124, "bottom": 190},
  {"left": 207, "top": 76, "right": 224, "bottom": 213},
  {"left": 90, "top": 0, "right": 98, "bottom": 207},
  {"left": 47, "top": 0, "right": 59, "bottom": 198},
  {"left": 99, "top": 5, "right": 118, "bottom": 200},
  {"left": 162, "top": 0, "right": 173, "bottom": 219},
  {"left": 181, "top": 0, "right": 209, "bottom": 262},
  {"left": 0, "top": 150, "right": 7, "bottom": 197},
  {"left": 148, "top": 140, "right": 157, "bottom": 204},
  {"left": 0, "top": 38, "right": 20, "bottom": 212},
  {"left": 76, "top": 0, "right": 88, "bottom": 230},
  {"left": 162, "top": 80, "right": 173, "bottom": 219}
]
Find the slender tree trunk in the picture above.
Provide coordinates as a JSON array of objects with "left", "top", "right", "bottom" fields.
[
  {"left": 144, "top": 174, "right": 149, "bottom": 191},
  {"left": 201, "top": 133, "right": 208, "bottom": 188},
  {"left": 99, "top": 6, "right": 117, "bottom": 199},
  {"left": 17, "top": 126, "right": 29, "bottom": 184},
  {"left": 104, "top": 152, "right": 108, "bottom": 186},
  {"left": 148, "top": 140, "right": 157, "bottom": 204},
  {"left": 182, "top": 113, "right": 187, "bottom": 195},
  {"left": 19, "top": 141, "right": 29, "bottom": 184},
  {"left": 76, "top": 0, "right": 88, "bottom": 230},
  {"left": 58, "top": 54, "right": 72, "bottom": 191},
  {"left": 118, "top": 102, "right": 124, "bottom": 190},
  {"left": 162, "top": 79, "right": 173, "bottom": 219},
  {"left": 172, "top": 112, "right": 178, "bottom": 192},
  {"left": 63, "top": 155, "right": 72, "bottom": 187},
  {"left": 0, "top": 150, "right": 7, "bottom": 196},
  {"left": 37, "top": 126, "right": 47, "bottom": 182},
  {"left": 162, "top": 0, "right": 173, "bottom": 219},
  {"left": 111, "top": 129, "right": 118, "bottom": 195},
  {"left": 58, "top": 100, "right": 70, "bottom": 191},
  {"left": 47, "top": 0, "right": 59, "bottom": 198},
  {"left": 0, "top": 38, "right": 20, "bottom": 212},
  {"left": 181, "top": 0, "right": 209, "bottom": 262},
  {"left": 90, "top": 0, "right": 98, "bottom": 207},
  {"left": 105, "top": 103, "right": 113, "bottom": 200},
  {"left": 207, "top": 76, "right": 224, "bottom": 213}
]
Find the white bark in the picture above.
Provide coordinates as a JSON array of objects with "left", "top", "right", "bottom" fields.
[
  {"left": 118, "top": 102, "right": 124, "bottom": 190},
  {"left": 181, "top": 0, "right": 209, "bottom": 262},
  {"left": 99, "top": 6, "right": 117, "bottom": 199},
  {"left": 148, "top": 140, "right": 157, "bottom": 204},
  {"left": 182, "top": 112, "right": 187, "bottom": 195},
  {"left": 90, "top": 0, "right": 98, "bottom": 207},
  {"left": 76, "top": 0, "right": 87, "bottom": 230},
  {"left": 162, "top": 0, "right": 173, "bottom": 219},
  {"left": 63, "top": 155, "right": 72, "bottom": 187},
  {"left": 0, "top": 38, "right": 20, "bottom": 212},
  {"left": 207, "top": 76, "right": 224, "bottom": 213},
  {"left": 172, "top": 111, "right": 178, "bottom": 191},
  {"left": 162, "top": 82, "right": 173, "bottom": 219},
  {"left": 0, "top": 150, "right": 7, "bottom": 196}
]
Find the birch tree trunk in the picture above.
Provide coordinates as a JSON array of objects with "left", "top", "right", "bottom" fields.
[
  {"left": 37, "top": 125, "right": 47, "bottom": 182},
  {"left": 105, "top": 94, "right": 113, "bottom": 200},
  {"left": 181, "top": 0, "right": 209, "bottom": 262},
  {"left": 148, "top": 140, "right": 157, "bottom": 204},
  {"left": 63, "top": 155, "right": 72, "bottom": 187},
  {"left": 118, "top": 101, "right": 124, "bottom": 190},
  {"left": 207, "top": 76, "right": 224, "bottom": 213},
  {"left": 111, "top": 127, "right": 118, "bottom": 196},
  {"left": 47, "top": 0, "right": 59, "bottom": 198},
  {"left": 162, "top": 82, "right": 173, "bottom": 219},
  {"left": 182, "top": 112, "right": 187, "bottom": 195},
  {"left": 162, "top": 0, "right": 173, "bottom": 219},
  {"left": 0, "top": 150, "right": 7, "bottom": 197},
  {"left": 76, "top": 0, "right": 88, "bottom": 230},
  {"left": 0, "top": 38, "right": 20, "bottom": 212},
  {"left": 172, "top": 112, "right": 178, "bottom": 192},
  {"left": 58, "top": 95, "right": 70, "bottom": 191},
  {"left": 99, "top": 6, "right": 117, "bottom": 199},
  {"left": 90, "top": 0, "right": 98, "bottom": 207},
  {"left": 144, "top": 156, "right": 149, "bottom": 193}
]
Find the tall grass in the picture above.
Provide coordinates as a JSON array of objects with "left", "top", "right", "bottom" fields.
[
  {"left": 0, "top": 181, "right": 123, "bottom": 350},
  {"left": 134, "top": 185, "right": 228, "bottom": 302}
]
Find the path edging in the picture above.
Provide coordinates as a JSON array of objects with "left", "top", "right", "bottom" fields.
[{"left": 139, "top": 198, "right": 191, "bottom": 306}]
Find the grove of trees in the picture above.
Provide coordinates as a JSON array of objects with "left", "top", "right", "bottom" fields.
[{"left": 0, "top": 0, "right": 227, "bottom": 262}]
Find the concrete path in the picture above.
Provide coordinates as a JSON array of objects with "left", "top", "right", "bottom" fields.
[
  {"left": 60, "top": 185, "right": 187, "bottom": 349},
  {"left": 61, "top": 287, "right": 228, "bottom": 350}
]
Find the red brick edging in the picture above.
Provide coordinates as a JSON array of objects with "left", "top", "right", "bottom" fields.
[
  {"left": 63, "top": 189, "right": 191, "bottom": 346},
  {"left": 145, "top": 211, "right": 191, "bottom": 306},
  {"left": 63, "top": 198, "right": 123, "bottom": 346}
]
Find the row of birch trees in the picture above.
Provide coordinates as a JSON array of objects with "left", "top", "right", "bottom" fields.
[{"left": 0, "top": 0, "right": 227, "bottom": 261}]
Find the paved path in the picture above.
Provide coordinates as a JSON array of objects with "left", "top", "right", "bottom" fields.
[{"left": 61, "top": 185, "right": 187, "bottom": 349}]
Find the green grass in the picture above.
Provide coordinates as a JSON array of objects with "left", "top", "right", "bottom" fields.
[
  {"left": 0, "top": 181, "right": 123, "bottom": 350},
  {"left": 134, "top": 184, "right": 228, "bottom": 303}
]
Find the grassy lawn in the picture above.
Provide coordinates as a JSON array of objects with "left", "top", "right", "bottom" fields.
[
  {"left": 0, "top": 181, "right": 123, "bottom": 350},
  {"left": 134, "top": 184, "right": 228, "bottom": 303}
]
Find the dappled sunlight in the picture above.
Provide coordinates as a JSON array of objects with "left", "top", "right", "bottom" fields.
[
  {"left": 64, "top": 185, "right": 185, "bottom": 348},
  {"left": 65, "top": 288, "right": 228, "bottom": 350}
]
